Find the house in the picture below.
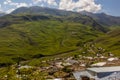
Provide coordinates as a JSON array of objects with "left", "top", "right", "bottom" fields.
[
  {"left": 55, "top": 62, "right": 63, "bottom": 68},
  {"left": 47, "top": 78, "right": 63, "bottom": 80},
  {"left": 18, "top": 65, "right": 33, "bottom": 69},
  {"left": 91, "top": 62, "right": 106, "bottom": 67},
  {"left": 73, "top": 66, "right": 120, "bottom": 80},
  {"left": 107, "top": 57, "right": 119, "bottom": 61}
]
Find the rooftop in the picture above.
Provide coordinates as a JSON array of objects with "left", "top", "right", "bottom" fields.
[
  {"left": 87, "top": 66, "right": 120, "bottom": 73},
  {"left": 73, "top": 71, "right": 94, "bottom": 80},
  {"left": 91, "top": 62, "right": 106, "bottom": 67}
]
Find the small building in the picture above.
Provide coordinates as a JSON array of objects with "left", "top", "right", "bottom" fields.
[
  {"left": 91, "top": 62, "right": 106, "bottom": 67},
  {"left": 47, "top": 78, "right": 63, "bottom": 80},
  {"left": 73, "top": 66, "right": 120, "bottom": 80},
  {"left": 18, "top": 65, "right": 33, "bottom": 69},
  {"left": 107, "top": 57, "right": 119, "bottom": 61}
]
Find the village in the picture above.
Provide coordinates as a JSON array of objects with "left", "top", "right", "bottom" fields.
[
  {"left": 1, "top": 42, "right": 120, "bottom": 80},
  {"left": 2, "top": 51, "right": 120, "bottom": 80}
]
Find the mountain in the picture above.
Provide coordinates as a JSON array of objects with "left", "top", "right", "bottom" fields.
[
  {"left": 0, "top": 12, "right": 108, "bottom": 65},
  {"left": 11, "top": 6, "right": 120, "bottom": 27},
  {"left": 95, "top": 28, "right": 120, "bottom": 56},
  {"left": 0, "top": 6, "right": 119, "bottom": 66},
  {"left": 0, "top": 19, "right": 104, "bottom": 65},
  {"left": 0, "top": 12, "right": 108, "bottom": 32},
  {"left": 10, "top": 6, "right": 109, "bottom": 33},
  {"left": 80, "top": 11, "right": 120, "bottom": 26},
  {"left": 11, "top": 6, "right": 79, "bottom": 16}
]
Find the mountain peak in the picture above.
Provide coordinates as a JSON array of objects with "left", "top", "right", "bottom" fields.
[{"left": 10, "top": 6, "right": 120, "bottom": 26}]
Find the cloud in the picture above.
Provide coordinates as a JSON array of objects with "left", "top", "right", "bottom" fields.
[
  {"left": 4, "top": 0, "right": 28, "bottom": 7},
  {"left": 6, "top": 3, "right": 28, "bottom": 13},
  {"left": 47, "top": 0, "right": 57, "bottom": 6},
  {"left": 0, "top": 4, "right": 3, "bottom": 12},
  {"left": 32, "top": 0, "right": 57, "bottom": 6},
  {"left": 3, "top": 0, "right": 11, "bottom": 5},
  {"left": 3, "top": 0, "right": 102, "bottom": 13},
  {"left": 59, "top": 0, "right": 102, "bottom": 13},
  {"left": 3, "top": 0, "right": 28, "bottom": 13},
  {"left": 32, "top": 0, "right": 101, "bottom": 13},
  {"left": 16, "top": 3, "right": 28, "bottom": 8},
  {"left": 6, "top": 8, "right": 15, "bottom": 13},
  {"left": 32, "top": 0, "right": 42, "bottom": 4}
]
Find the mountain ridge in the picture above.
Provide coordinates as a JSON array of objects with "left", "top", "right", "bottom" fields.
[
  {"left": 80, "top": 11, "right": 120, "bottom": 26},
  {"left": 11, "top": 6, "right": 120, "bottom": 27},
  {"left": 0, "top": 12, "right": 108, "bottom": 33}
]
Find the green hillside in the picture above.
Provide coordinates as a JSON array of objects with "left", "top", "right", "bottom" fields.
[
  {"left": 11, "top": 6, "right": 120, "bottom": 27},
  {"left": 95, "top": 28, "right": 120, "bottom": 56},
  {"left": 0, "top": 13, "right": 119, "bottom": 67},
  {"left": 0, "top": 14, "right": 105, "bottom": 66}
]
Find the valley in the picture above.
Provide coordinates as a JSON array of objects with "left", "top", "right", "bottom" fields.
[{"left": 0, "top": 6, "right": 119, "bottom": 80}]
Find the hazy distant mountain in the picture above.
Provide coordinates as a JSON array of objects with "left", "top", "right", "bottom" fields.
[
  {"left": 80, "top": 11, "right": 120, "bottom": 26},
  {"left": 0, "top": 12, "right": 6, "bottom": 17}
]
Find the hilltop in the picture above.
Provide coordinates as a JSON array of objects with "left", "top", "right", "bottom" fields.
[{"left": 11, "top": 6, "right": 120, "bottom": 27}]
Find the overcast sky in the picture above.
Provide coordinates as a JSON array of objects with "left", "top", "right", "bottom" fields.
[{"left": 0, "top": 0, "right": 120, "bottom": 16}]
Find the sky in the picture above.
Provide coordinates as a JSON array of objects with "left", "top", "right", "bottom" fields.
[{"left": 0, "top": 0, "right": 119, "bottom": 16}]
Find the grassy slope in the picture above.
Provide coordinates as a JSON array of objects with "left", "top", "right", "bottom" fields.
[
  {"left": 95, "top": 28, "right": 120, "bottom": 56},
  {"left": 0, "top": 19, "right": 104, "bottom": 64}
]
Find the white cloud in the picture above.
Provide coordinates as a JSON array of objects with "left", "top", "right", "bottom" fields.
[
  {"left": 4, "top": 1, "right": 28, "bottom": 8},
  {"left": 48, "top": 0, "right": 57, "bottom": 6},
  {"left": 3, "top": 0, "right": 101, "bottom": 13},
  {"left": 32, "top": 0, "right": 57, "bottom": 6},
  {"left": 3, "top": 0, "right": 12, "bottom": 5},
  {"left": 0, "top": 4, "right": 3, "bottom": 12},
  {"left": 33, "top": 0, "right": 42, "bottom": 4},
  {"left": 16, "top": 3, "right": 28, "bottom": 8},
  {"left": 59, "top": 0, "right": 102, "bottom": 13},
  {"left": 3, "top": 0, "right": 28, "bottom": 13},
  {"left": 6, "top": 8, "right": 15, "bottom": 13},
  {"left": 32, "top": 0, "right": 101, "bottom": 13}
]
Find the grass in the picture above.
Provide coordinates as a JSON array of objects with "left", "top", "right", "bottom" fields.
[
  {"left": 0, "top": 14, "right": 119, "bottom": 67},
  {"left": 95, "top": 28, "right": 120, "bottom": 56},
  {"left": 0, "top": 19, "right": 104, "bottom": 65}
]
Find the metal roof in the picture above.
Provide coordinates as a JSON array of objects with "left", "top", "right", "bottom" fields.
[
  {"left": 91, "top": 62, "right": 106, "bottom": 67},
  {"left": 87, "top": 66, "right": 120, "bottom": 73},
  {"left": 73, "top": 71, "right": 94, "bottom": 80}
]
